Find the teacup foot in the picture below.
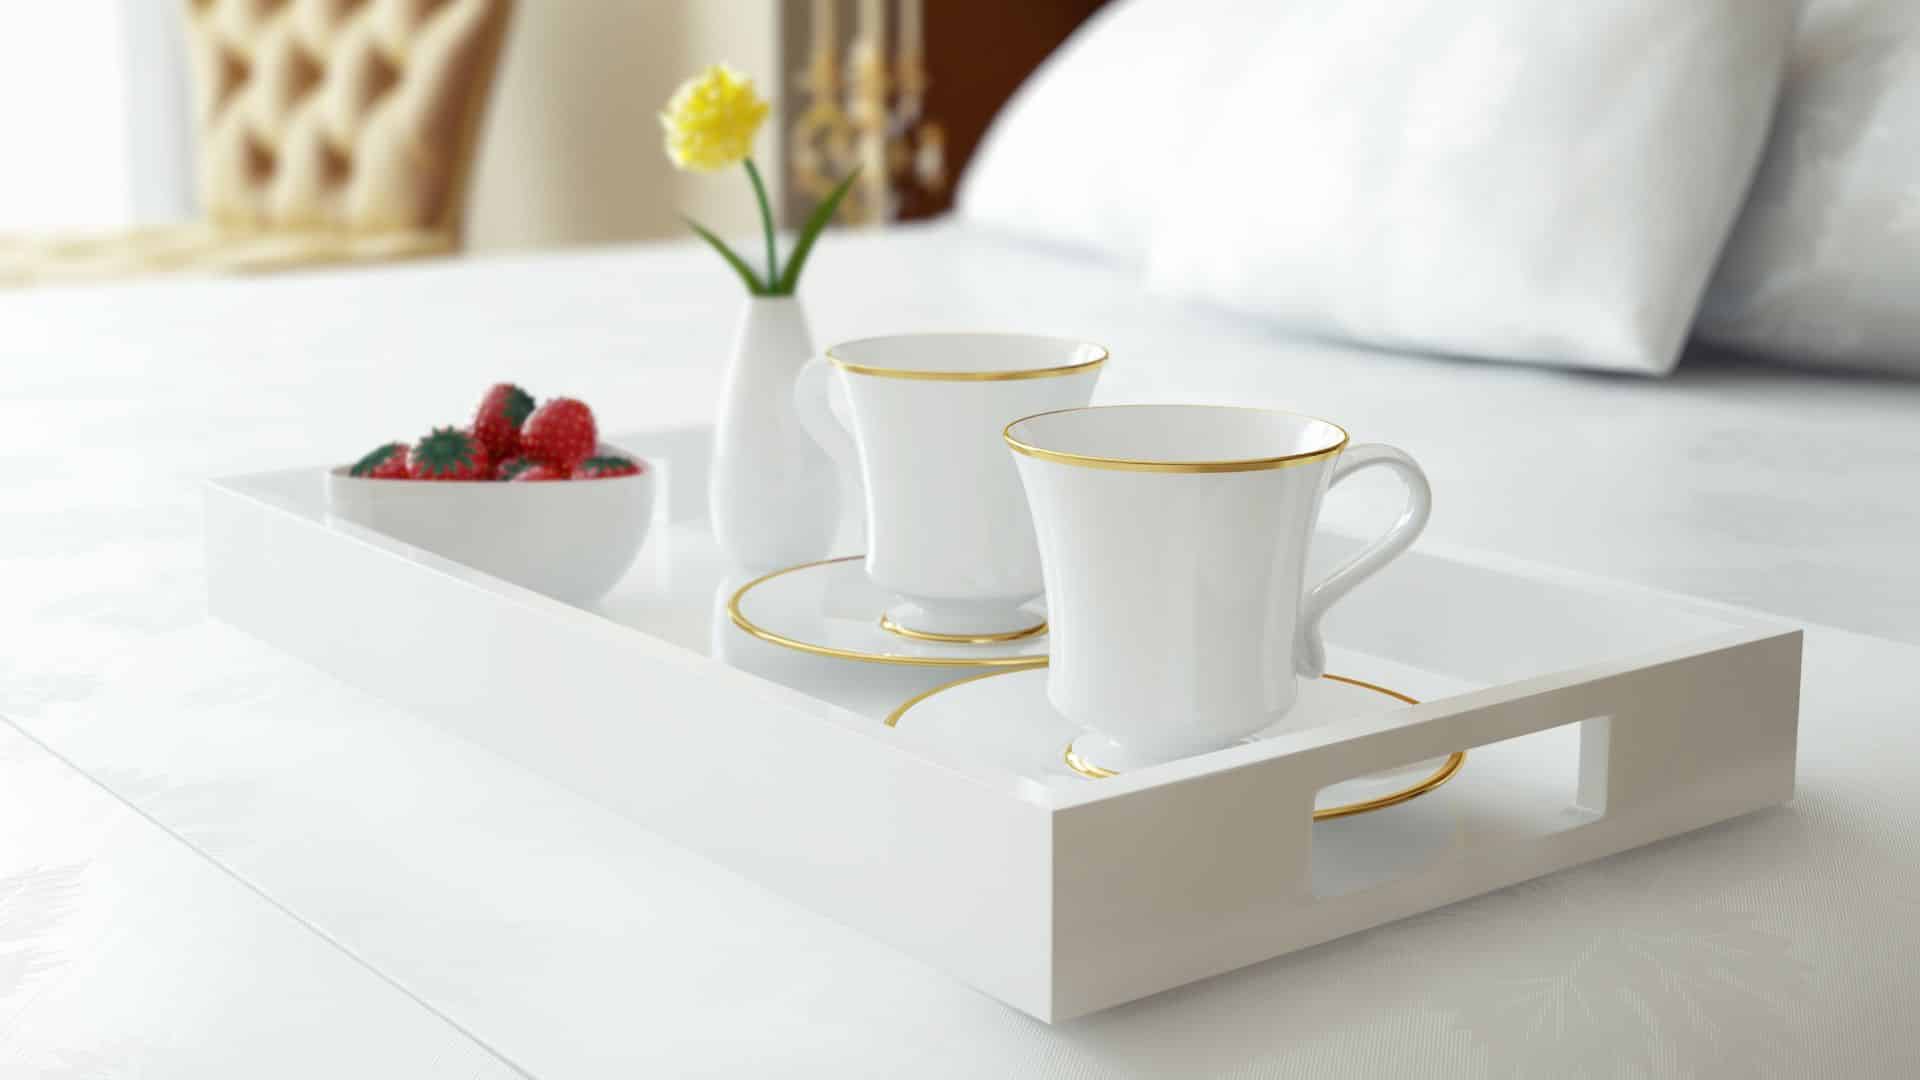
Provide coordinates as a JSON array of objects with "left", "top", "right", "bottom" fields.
[
  {"left": 1064, "top": 730, "right": 1234, "bottom": 776},
  {"left": 1062, "top": 741, "right": 1119, "bottom": 779},
  {"left": 879, "top": 612, "right": 1047, "bottom": 645},
  {"left": 879, "top": 599, "right": 1046, "bottom": 644}
]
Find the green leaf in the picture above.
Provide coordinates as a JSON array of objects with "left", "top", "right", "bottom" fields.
[
  {"left": 498, "top": 384, "right": 535, "bottom": 427},
  {"left": 348, "top": 441, "right": 407, "bottom": 477},
  {"left": 743, "top": 158, "right": 779, "bottom": 287},
  {"left": 774, "top": 167, "right": 860, "bottom": 296},
  {"left": 682, "top": 216, "right": 767, "bottom": 295}
]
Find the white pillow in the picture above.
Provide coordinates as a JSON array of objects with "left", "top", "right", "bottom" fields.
[
  {"left": 1145, "top": 0, "right": 1800, "bottom": 375},
  {"left": 1696, "top": 0, "right": 1920, "bottom": 376},
  {"left": 956, "top": 0, "right": 1276, "bottom": 263}
]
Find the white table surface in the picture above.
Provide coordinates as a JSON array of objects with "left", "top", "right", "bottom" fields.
[{"left": 5, "top": 222, "right": 1920, "bottom": 1076}]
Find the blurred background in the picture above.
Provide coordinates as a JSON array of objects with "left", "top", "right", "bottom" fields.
[{"left": 0, "top": 1, "right": 1107, "bottom": 250}]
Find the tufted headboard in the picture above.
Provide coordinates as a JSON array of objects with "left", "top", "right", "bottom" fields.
[{"left": 182, "top": 0, "right": 511, "bottom": 239}]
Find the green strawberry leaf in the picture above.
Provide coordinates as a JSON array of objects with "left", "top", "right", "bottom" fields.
[
  {"left": 500, "top": 385, "right": 535, "bottom": 427},
  {"left": 349, "top": 442, "right": 404, "bottom": 477},
  {"left": 412, "top": 427, "right": 478, "bottom": 476}
]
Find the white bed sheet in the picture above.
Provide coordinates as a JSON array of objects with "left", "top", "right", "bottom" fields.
[
  {"left": 9, "top": 220, "right": 1915, "bottom": 642},
  {"left": 4, "top": 221, "right": 1920, "bottom": 1076}
]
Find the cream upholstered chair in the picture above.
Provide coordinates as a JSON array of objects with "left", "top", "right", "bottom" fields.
[{"left": 0, "top": 0, "right": 510, "bottom": 286}]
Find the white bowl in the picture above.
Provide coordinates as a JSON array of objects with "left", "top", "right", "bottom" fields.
[{"left": 325, "top": 445, "right": 654, "bottom": 605}]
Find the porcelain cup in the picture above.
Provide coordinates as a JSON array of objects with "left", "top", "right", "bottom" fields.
[
  {"left": 1005, "top": 404, "right": 1431, "bottom": 771},
  {"left": 795, "top": 333, "right": 1104, "bottom": 641}
]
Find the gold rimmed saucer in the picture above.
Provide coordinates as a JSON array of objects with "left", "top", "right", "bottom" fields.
[
  {"left": 727, "top": 556, "right": 1050, "bottom": 668},
  {"left": 887, "top": 664, "right": 1466, "bottom": 819}
]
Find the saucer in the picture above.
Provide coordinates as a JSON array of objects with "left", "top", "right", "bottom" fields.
[
  {"left": 886, "top": 665, "right": 1465, "bottom": 816},
  {"left": 728, "top": 556, "right": 1050, "bottom": 668}
]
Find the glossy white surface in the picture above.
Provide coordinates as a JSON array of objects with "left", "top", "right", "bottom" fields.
[
  {"left": 205, "top": 453, "right": 1798, "bottom": 1023},
  {"left": 797, "top": 333, "right": 1102, "bottom": 635},
  {"left": 4, "top": 222, "right": 1920, "bottom": 1073},
  {"left": 325, "top": 446, "right": 653, "bottom": 606},
  {"left": 728, "top": 555, "right": 1050, "bottom": 667},
  {"left": 709, "top": 297, "right": 838, "bottom": 571},
  {"left": 1009, "top": 406, "right": 1430, "bottom": 769},
  {"left": 890, "top": 665, "right": 1456, "bottom": 803}
]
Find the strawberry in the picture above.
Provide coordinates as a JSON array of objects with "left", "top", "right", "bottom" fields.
[
  {"left": 510, "top": 462, "right": 572, "bottom": 482},
  {"left": 348, "top": 441, "right": 411, "bottom": 479},
  {"left": 470, "top": 382, "right": 535, "bottom": 460},
  {"left": 521, "top": 397, "right": 597, "bottom": 470},
  {"left": 407, "top": 426, "right": 492, "bottom": 481},
  {"left": 574, "top": 454, "right": 643, "bottom": 479},
  {"left": 495, "top": 454, "right": 540, "bottom": 481}
]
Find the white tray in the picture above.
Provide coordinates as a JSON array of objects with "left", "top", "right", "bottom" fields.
[{"left": 203, "top": 425, "right": 1801, "bottom": 1023}]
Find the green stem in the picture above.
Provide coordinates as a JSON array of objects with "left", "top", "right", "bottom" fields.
[{"left": 743, "top": 158, "right": 779, "bottom": 292}]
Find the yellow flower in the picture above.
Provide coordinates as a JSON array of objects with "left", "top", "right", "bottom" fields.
[{"left": 660, "top": 64, "right": 770, "bottom": 173}]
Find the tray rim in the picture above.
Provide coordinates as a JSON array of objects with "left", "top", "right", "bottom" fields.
[
  {"left": 201, "top": 431, "right": 1805, "bottom": 1023},
  {"left": 204, "top": 443, "right": 1796, "bottom": 818}
]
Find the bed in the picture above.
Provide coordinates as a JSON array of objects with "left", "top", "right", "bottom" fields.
[
  {"left": 9, "top": 219, "right": 1916, "bottom": 639},
  {"left": 4, "top": 216, "right": 1920, "bottom": 1073}
]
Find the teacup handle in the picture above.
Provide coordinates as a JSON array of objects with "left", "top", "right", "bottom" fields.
[
  {"left": 792, "top": 357, "right": 864, "bottom": 543},
  {"left": 1296, "top": 443, "right": 1432, "bottom": 678}
]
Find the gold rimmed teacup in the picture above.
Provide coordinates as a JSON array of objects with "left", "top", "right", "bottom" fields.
[
  {"left": 827, "top": 333, "right": 1107, "bottom": 381},
  {"left": 794, "top": 333, "right": 1106, "bottom": 642},
  {"left": 1002, "top": 403, "right": 1432, "bottom": 771}
]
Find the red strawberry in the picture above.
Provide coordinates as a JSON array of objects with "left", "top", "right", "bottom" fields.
[
  {"left": 471, "top": 383, "right": 535, "bottom": 460},
  {"left": 495, "top": 454, "right": 540, "bottom": 481},
  {"left": 348, "top": 441, "right": 411, "bottom": 479},
  {"left": 574, "top": 454, "right": 643, "bottom": 479},
  {"left": 407, "top": 426, "right": 492, "bottom": 481},
  {"left": 521, "top": 398, "right": 597, "bottom": 469},
  {"left": 510, "top": 462, "right": 572, "bottom": 482}
]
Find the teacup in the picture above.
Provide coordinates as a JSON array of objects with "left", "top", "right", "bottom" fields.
[
  {"left": 794, "top": 333, "right": 1104, "bottom": 641},
  {"left": 1005, "top": 404, "right": 1431, "bottom": 771}
]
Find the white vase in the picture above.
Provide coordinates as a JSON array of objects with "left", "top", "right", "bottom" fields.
[{"left": 708, "top": 296, "right": 839, "bottom": 572}]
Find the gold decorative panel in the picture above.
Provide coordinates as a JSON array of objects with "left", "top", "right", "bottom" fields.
[{"left": 789, "top": 0, "right": 945, "bottom": 226}]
